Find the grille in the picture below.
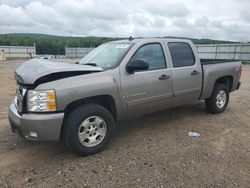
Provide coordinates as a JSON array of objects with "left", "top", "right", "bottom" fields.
[{"left": 16, "top": 83, "right": 26, "bottom": 113}]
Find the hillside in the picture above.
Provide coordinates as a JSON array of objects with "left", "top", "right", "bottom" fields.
[{"left": 0, "top": 33, "right": 235, "bottom": 55}]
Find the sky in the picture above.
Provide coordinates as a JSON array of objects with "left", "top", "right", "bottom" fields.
[{"left": 0, "top": 0, "right": 249, "bottom": 41}]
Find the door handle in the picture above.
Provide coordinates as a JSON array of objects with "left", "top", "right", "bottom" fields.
[
  {"left": 159, "top": 74, "right": 170, "bottom": 80},
  {"left": 191, "top": 70, "right": 200, "bottom": 75}
]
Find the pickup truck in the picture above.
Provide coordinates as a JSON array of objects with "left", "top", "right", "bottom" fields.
[{"left": 9, "top": 38, "right": 241, "bottom": 155}]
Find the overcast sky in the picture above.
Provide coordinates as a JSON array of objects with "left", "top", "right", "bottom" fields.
[{"left": 0, "top": 0, "right": 249, "bottom": 41}]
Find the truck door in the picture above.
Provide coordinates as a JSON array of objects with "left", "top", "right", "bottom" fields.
[
  {"left": 120, "top": 41, "right": 173, "bottom": 117},
  {"left": 167, "top": 42, "right": 202, "bottom": 106}
]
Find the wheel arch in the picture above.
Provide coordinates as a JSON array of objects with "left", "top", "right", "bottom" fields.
[
  {"left": 60, "top": 95, "right": 118, "bottom": 140},
  {"left": 215, "top": 75, "right": 233, "bottom": 92},
  {"left": 63, "top": 95, "right": 118, "bottom": 122},
  {"left": 202, "top": 75, "right": 234, "bottom": 100}
]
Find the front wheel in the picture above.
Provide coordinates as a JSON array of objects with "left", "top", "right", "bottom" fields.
[
  {"left": 205, "top": 83, "right": 229, "bottom": 114},
  {"left": 63, "top": 104, "right": 115, "bottom": 156}
]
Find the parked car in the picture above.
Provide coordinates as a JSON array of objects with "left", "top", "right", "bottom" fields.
[{"left": 9, "top": 38, "right": 241, "bottom": 155}]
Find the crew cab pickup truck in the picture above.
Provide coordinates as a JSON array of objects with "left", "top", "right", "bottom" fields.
[{"left": 9, "top": 38, "right": 241, "bottom": 155}]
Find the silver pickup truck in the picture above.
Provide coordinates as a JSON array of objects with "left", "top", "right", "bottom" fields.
[{"left": 9, "top": 38, "right": 241, "bottom": 155}]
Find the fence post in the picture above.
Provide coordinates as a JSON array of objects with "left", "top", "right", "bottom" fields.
[
  {"left": 215, "top": 45, "right": 218, "bottom": 59},
  {"left": 233, "top": 45, "right": 237, "bottom": 60},
  {"left": 239, "top": 43, "right": 242, "bottom": 61}
]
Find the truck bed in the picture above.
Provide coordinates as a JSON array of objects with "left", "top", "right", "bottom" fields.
[
  {"left": 201, "top": 59, "right": 238, "bottom": 65},
  {"left": 200, "top": 59, "right": 241, "bottom": 100}
]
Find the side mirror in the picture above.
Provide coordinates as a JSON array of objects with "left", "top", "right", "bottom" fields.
[
  {"left": 75, "top": 62, "right": 79, "bottom": 64},
  {"left": 126, "top": 59, "right": 149, "bottom": 74}
]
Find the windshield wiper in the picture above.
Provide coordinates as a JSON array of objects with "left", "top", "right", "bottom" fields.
[{"left": 82, "top": 63, "right": 97, "bottom": 67}]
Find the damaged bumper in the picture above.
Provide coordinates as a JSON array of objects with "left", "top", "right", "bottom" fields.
[{"left": 8, "top": 101, "right": 64, "bottom": 141}]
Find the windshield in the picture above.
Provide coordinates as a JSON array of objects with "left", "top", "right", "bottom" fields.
[{"left": 79, "top": 43, "right": 132, "bottom": 69}]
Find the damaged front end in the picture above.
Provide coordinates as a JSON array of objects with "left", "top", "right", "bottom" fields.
[
  {"left": 15, "top": 70, "right": 102, "bottom": 89},
  {"left": 15, "top": 58, "right": 103, "bottom": 87},
  {"left": 14, "top": 59, "right": 103, "bottom": 113}
]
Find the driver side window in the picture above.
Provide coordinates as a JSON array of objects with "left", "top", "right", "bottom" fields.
[{"left": 130, "top": 43, "right": 167, "bottom": 70}]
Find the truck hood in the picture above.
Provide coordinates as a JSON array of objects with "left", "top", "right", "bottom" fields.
[{"left": 15, "top": 59, "right": 103, "bottom": 86}]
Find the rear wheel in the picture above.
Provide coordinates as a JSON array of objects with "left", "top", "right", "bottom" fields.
[
  {"left": 63, "top": 104, "right": 115, "bottom": 156},
  {"left": 205, "top": 83, "right": 229, "bottom": 114}
]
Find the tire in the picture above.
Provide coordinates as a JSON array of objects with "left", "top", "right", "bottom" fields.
[
  {"left": 205, "top": 83, "right": 229, "bottom": 114},
  {"left": 62, "top": 104, "right": 115, "bottom": 156}
]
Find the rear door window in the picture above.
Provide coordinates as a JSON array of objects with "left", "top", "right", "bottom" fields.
[{"left": 168, "top": 42, "right": 195, "bottom": 68}]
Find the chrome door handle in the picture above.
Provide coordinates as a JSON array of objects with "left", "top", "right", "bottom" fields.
[
  {"left": 191, "top": 70, "right": 200, "bottom": 75},
  {"left": 159, "top": 74, "right": 170, "bottom": 80}
]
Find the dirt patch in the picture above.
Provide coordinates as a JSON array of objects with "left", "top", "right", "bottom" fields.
[{"left": 0, "top": 60, "right": 250, "bottom": 187}]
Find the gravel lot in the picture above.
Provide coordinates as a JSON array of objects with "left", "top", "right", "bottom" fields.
[{"left": 0, "top": 60, "right": 250, "bottom": 187}]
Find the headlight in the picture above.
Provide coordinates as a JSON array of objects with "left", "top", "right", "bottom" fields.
[{"left": 27, "top": 90, "right": 56, "bottom": 112}]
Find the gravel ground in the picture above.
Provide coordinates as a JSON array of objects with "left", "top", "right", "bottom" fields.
[{"left": 0, "top": 60, "right": 250, "bottom": 187}]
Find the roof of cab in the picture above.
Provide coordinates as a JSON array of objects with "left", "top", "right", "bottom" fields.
[{"left": 108, "top": 37, "right": 192, "bottom": 44}]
